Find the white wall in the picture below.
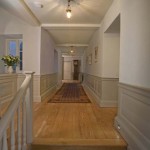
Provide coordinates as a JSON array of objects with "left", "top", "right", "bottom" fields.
[
  {"left": 84, "top": 0, "right": 121, "bottom": 78},
  {"left": 54, "top": 50, "right": 58, "bottom": 73},
  {"left": 40, "top": 28, "right": 56, "bottom": 75},
  {"left": 85, "top": 29, "right": 103, "bottom": 76},
  {"left": 120, "top": 0, "right": 150, "bottom": 88},
  {"left": 103, "top": 0, "right": 121, "bottom": 33},
  {"left": 57, "top": 50, "right": 63, "bottom": 86},
  {"left": 0, "top": 8, "right": 41, "bottom": 75},
  {"left": 102, "top": 33, "right": 120, "bottom": 78}
]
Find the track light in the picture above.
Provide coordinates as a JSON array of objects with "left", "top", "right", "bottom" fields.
[{"left": 66, "top": 0, "right": 72, "bottom": 18}]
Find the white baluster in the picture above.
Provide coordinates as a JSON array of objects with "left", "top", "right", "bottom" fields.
[
  {"left": 0, "top": 101, "right": 2, "bottom": 119},
  {"left": 25, "top": 72, "right": 34, "bottom": 145},
  {"left": 2, "top": 131, "right": 8, "bottom": 150},
  {"left": 22, "top": 98, "right": 26, "bottom": 150},
  {"left": 26, "top": 87, "right": 32, "bottom": 144},
  {"left": 0, "top": 141, "right": 2, "bottom": 150},
  {"left": 10, "top": 117, "right": 15, "bottom": 150},
  {"left": 17, "top": 105, "right": 21, "bottom": 150},
  {"left": 0, "top": 72, "right": 34, "bottom": 150},
  {"left": 0, "top": 102, "right": 2, "bottom": 150}
]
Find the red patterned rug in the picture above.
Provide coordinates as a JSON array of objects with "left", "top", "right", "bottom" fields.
[{"left": 48, "top": 83, "right": 91, "bottom": 103}]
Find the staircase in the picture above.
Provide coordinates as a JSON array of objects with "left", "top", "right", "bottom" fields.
[
  {"left": 31, "top": 138, "right": 127, "bottom": 150},
  {"left": 0, "top": 73, "right": 127, "bottom": 150},
  {"left": 0, "top": 72, "right": 34, "bottom": 150}
]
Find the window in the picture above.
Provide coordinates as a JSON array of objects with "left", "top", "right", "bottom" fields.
[
  {"left": 19, "top": 40, "right": 23, "bottom": 70},
  {"left": 6, "top": 39, "right": 23, "bottom": 71}
]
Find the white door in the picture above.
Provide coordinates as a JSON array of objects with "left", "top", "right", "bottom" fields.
[{"left": 63, "top": 61, "right": 72, "bottom": 80}]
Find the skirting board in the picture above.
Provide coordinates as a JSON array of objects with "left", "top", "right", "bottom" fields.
[
  {"left": 41, "top": 85, "right": 57, "bottom": 102},
  {"left": 100, "top": 100, "right": 118, "bottom": 107},
  {"left": 57, "top": 82, "right": 63, "bottom": 90},
  {"left": 34, "top": 85, "right": 57, "bottom": 102},
  {"left": 115, "top": 116, "right": 150, "bottom": 150},
  {"left": 33, "top": 96, "right": 42, "bottom": 102},
  {"left": 83, "top": 83, "right": 118, "bottom": 107},
  {"left": 83, "top": 84, "right": 101, "bottom": 106}
]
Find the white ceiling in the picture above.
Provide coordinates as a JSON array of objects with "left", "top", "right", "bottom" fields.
[
  {"left": 60, "top": 46, "right": 85, "bottom": 56},
  {"left": 0, "top": 0, "right": 113, "bottom": 56},
  {"left": 24, "top": 0, "right": 113, "bottom": 24},
  {"left": 0, "top": 0, "right": 40, "bottom": 25},
  {"left": 47, "top": 28, "right": 98, "bottom": 44}
]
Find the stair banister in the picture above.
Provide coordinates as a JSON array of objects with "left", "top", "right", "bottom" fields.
[{"left": 0, "top": 72, "right": 34, "bottom": 150}]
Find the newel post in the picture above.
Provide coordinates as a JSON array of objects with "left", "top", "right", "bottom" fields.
[{"left": 24, "top": 72, "right": 34, "bottom": 145}]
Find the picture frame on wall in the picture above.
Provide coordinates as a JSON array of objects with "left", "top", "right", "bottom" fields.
[
  {"left": 88, "top": 54, "right": 92, "bottom": 65},
  {"left": 94, "top": 46, "right": 98, "bottom": 63}
]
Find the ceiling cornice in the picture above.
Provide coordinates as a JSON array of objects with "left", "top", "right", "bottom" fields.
[
  {"left": 19, "top": 0, "right": 41, "bottom": 26},
  {"left": 42, "top": 24, "right": 101, "bottom": 29}
]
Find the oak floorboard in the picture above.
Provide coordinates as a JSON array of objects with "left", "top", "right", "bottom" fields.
[
  {"left": 32, "top": 84, "right": 127, "bottom": 149},
  {"left": 33, "top": 103, "right": 124, "bottom": 140}
]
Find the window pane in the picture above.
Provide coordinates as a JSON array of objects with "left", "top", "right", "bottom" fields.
[
  {"left": 9, "top": 41, "right": 16, "bottom": 56},
  {"left": 7, "top": 39, "right": 23, "bottom": 71},
  {"left": 20, "top": 48, "right": 23, "bottom": 71},
  {"left": 19, "top": 40, "right": 23, "bottom": 52}
]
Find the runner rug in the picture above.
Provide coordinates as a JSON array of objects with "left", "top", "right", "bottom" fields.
[{"left": 48, "top": 83, "right": 91, "bottom": 103}]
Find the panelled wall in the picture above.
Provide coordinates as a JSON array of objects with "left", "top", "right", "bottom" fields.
[
  {"left": 40, "top": 73, "right": 58, "bottom": 101},
  {"left": 0, "top": 74, "right": 17, "bottom": 104},
  {"left": 115, "top": 0, "right": 150, "bottom": 150},
  {"left": 84, "top": 74, "right": 118, "bottom": 107},
  {"left": 0, "top": 74, "right": 17, "bottom": 117},
  {"left": 0, "top": 73, "right": 58, "bottom": 105},
  {"left": 115, "top": 83, "right": 150, "bottom": 150},
  {"left": 17, "top": 73, "right": 58, "bottom": 102},
  {"left": 83, "top": 0, "right": 120, "bottom": 108}
]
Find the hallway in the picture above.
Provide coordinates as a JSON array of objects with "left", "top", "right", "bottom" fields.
[
  {"left": 32, "top": 83, "right": 126, "bottom": 150},
  {"left": 0, "top": 0, "right": 150, "bottom": 150}
]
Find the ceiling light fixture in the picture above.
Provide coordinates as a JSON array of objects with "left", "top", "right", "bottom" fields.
[
  {"left": 34, "top": 1, "right": 44, "bottom": 8},
  {"left": 70, "top": 46, "right": 75, "bottom": 55},
  {"left": 66, "top": 0, "right": 72, "bottom": 18}
]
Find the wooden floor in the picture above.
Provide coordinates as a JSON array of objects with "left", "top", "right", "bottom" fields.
[{"left": 32, "top": 88, "right": 127, "bottom": 150}]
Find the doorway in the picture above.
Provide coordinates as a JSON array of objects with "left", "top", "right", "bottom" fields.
[
  {"left": 63, "top": 61, "right": 72, "bottom": 80},
  {"left": 73, "top": 60, "right": 80, "bottom": 80},
  {"left": 104, "top": 15, "right": 120, "bottom": 79}
]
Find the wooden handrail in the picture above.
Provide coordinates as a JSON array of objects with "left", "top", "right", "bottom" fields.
[{"left": 0, "top": 72, "right": 34, "bottom": 150}]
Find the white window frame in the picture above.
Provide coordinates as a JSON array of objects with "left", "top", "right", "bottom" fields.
[{"left": 6, "top": 39, "right": 23, "bottom": 73}]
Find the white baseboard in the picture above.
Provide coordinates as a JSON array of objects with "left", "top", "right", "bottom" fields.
[
  {"left": 33, "top": 96, "right": 42, "bottom": 102},
  {"left": 100, "top": 100, "right": 118, "bottom": 107},
  {"left": 33, "top": 85, "right": 57, "bottom": 102},
  {"left": 57, "top": 82, "right": 63, "bottom": 90},
  {"left": 82, "top": 83, "right": 101, "bottom": 106},
  {"left": 41, "top": 85, "right": 57, "bottom": 102},
  {"left": 83, "top": 83, "right": 118, "bottom": 107},
  {"left": 115, "top": 116, "right": 150, "bottom": 150}
]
